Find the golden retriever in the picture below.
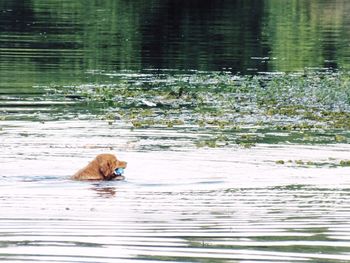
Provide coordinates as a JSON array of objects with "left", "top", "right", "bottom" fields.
[{"left": 72, "top": 154, "right": 127, "bottom": 181}]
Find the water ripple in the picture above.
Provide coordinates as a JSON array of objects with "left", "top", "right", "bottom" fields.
[
  {"left": 2, "top": 180, "right": 350, "bottom": 262},
  {"left": 2, "top": 120, "right": 350, "bottom": 262}
]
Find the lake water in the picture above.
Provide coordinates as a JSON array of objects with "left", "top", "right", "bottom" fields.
[
  {"left": 2, "top": 0, "right": 350, "bottom": 262},
  {"left": 2, "top": 120, "right": 350, "bottom": 262}
]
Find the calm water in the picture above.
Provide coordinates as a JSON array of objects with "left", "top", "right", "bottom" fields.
[
  {"left": 2, "top": 0, "right": 350, "bottom": 262},
  {"left": 2, "top": 120, "right": 350, "bottom": 262}
]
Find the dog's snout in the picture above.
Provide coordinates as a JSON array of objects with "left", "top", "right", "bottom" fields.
[{"left": 118, "top": 160, "right": 127, "bottom": 168}]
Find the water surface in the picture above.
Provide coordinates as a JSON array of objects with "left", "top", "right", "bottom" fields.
[
  {"left": 2, "top": 0, "right": 350, "bottom": 262},
  {"left": 2, "top": 120, "right": 350, "bottom": 262},
  {"left": 1, "top": 0, "right": 350, "bottom": 88}
]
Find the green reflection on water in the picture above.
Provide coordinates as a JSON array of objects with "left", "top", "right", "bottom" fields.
[
  {"left": 263, "top": 0, "right": 350, "bottom": 72},
  {"left": 1, "top": 0, "right": 350, "bottom": 89}
]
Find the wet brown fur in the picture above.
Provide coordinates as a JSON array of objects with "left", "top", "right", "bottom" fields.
[{"left": 72, "top": 154, "right": 127, "bottom": 181}]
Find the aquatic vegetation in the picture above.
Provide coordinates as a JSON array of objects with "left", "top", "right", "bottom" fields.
[
  {"left": 335, "top": 134, "right": 347, "bottom": 143},
  {"left": 48, "top": 70, "right": 350, "bottom": 147},
  {"left": 274, "top": 158, "right": 350, "bottom": 168},
  {"left": 194, "top": 134, "right": 231, "bottom": 148},
  {"left": 340, "top": 160, "right": 350, "bottom": 166}
]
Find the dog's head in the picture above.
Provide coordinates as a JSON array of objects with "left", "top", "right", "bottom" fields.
[{"left": 96, "top": 154, "right": 127, "bottom": 180}]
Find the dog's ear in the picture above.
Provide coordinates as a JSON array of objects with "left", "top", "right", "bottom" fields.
[{"left": 99, "top": 158, "right": 114, "bottom": 179}]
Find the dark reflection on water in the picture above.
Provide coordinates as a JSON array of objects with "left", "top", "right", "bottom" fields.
[
  {"left": 1, "top": 0, "right": 350, "bottom": 88},
  {"left": 91, "top": 186, "right": 117, "bottom": 198}
]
